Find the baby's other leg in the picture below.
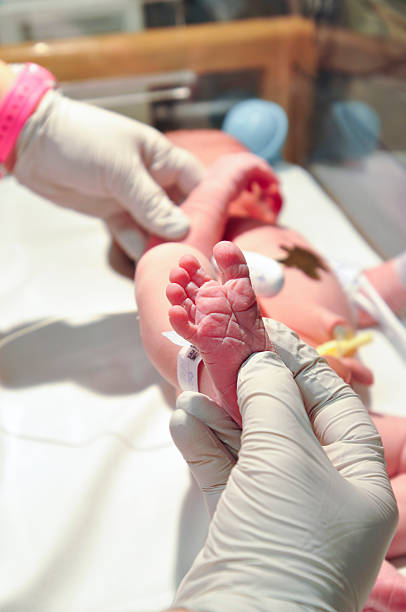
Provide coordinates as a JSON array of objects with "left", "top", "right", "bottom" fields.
[
  {"left": 135, "top": 242, "right": 216, "bottom": 399},
  {"left": 167, "top": 241, "right": 274, "bottom": 424},
  {"left": 371, "top": 413, "right": 406, "bottom": 559},
  {"left": 149, "top": 153, "right": 277, "bottom": 259}
]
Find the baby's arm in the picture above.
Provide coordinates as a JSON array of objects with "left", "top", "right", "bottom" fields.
[{"left": 178, "top": 153, "right": 277, "bottom": 258}]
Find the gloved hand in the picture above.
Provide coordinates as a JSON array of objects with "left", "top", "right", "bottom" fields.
[
  {"left": 170, "top": 320, "right": 398, "bottom": 612},
  {"left": 13, "top": 90, "right": 204, "bottom": 260},
  {"left": 170, "top": 390, "right": 241, "bottom": 517}
]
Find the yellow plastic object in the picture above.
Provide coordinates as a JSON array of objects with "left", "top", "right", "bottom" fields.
[{"left": 316, "top": 331, "right": 373, "bottom": 358}]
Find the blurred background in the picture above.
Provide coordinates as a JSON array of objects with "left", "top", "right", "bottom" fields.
[{"left": 0, "top": 0, "right": 405, "bottom": 257}]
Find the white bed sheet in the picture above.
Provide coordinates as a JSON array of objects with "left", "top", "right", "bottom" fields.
[{"left": 0, "top": 164, "right": 405, "bottom": 612}]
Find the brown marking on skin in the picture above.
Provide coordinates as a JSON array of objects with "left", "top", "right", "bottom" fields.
[{"left": 277, "top": 245, "right": 329, "bottom": 280}]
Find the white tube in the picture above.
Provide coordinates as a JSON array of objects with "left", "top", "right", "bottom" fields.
[{"left": 355, "top": 274, "right": 406, "bottom": 361}]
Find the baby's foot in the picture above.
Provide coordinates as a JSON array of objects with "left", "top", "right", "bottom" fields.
[{"left": 166, "top": 241, "right": 274, "bottom": 423}]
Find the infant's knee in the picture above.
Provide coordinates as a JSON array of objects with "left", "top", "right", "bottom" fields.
[{"left": 136, "top": 242, "right": 184, "bottom": 276}]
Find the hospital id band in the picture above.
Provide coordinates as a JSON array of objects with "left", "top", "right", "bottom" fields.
[
  {"left": 177, "top": 344, "right": 203, "bottom": 392},
  {"left": 0, "top": 63, "right": 56, "bottom": 172}
]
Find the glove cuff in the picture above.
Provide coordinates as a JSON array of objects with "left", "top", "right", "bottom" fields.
[{"left": 0, "top": 63, "right": 57, "bottom": 175}]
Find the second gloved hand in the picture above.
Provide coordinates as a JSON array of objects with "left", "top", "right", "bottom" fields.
[
  {"left": 170, "top": 320, "right": 398, "bottom": 612},
  {"left": 13, "top": 90, "right": 204, "bottom": 260}
]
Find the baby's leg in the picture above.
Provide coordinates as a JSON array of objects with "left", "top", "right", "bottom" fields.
[
  {"left": 167, "top": 241, "right": 274, "bottom": 424},
  {"left": 136, "top": 242, "right": 217, "bottom": 400},
  {"left": 148, "top": 152, "right": 277, "bottom": 259},
  {"left": 138, "top": 154, "right": 275, "bottom": 402}
]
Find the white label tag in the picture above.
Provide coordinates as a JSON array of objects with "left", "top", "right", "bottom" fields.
[
  {"left": 162, "top": 330, "right": 190, "bottom": 347},
  {"left": 177, "top": 344, "right": 202, "bottom": 392}
]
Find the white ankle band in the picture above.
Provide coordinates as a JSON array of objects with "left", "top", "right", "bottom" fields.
[
  {"left": 162, "top": 331, "right": 202, "bottom": 391},
  {"left": 177, "top": 344, "right": 202, "bottom": 392}
]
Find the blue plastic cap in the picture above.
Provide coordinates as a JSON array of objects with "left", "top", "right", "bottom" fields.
[
  {"left": 313, "top": 100, "right": 380, "bottom": 161},
  {"left": 222, "top": 98, "right": 288, "bottom": 163}
]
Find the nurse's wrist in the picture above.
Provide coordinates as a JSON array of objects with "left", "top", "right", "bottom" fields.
[
  {"left": 0, "top": 63, "right": 18, "bottom": 172},
  {"left": 0, "top": 62, "right": 56, "bottom": 173}
]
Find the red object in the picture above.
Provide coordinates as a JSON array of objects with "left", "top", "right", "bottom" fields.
[{"left": 0, "top": 63, "right": 56, "bottom": 174}]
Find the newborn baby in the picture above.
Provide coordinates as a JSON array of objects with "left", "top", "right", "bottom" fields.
[{"left": 136, "top": 129, "right": 406, "bottom": 612}]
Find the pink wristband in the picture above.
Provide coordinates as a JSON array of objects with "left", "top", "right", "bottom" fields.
[{"left": 0, "top": 62, "right": 56, "bottom": 172}]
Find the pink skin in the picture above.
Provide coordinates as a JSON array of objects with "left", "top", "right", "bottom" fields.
[
  {"left": 166, "top": 241, "right": 274, "bottom": 424},
  {"left": 174, "top": 152, "right": 278, "bottom": 259},
  {"left": 136, "top": 151, "right": 278, "bottom": 412},
  {"left": 365, "top": 560, "right": 406, "bottom": 612},
  {"left": 136, "top": 130, "right": 406, "bottom": 611},
  {"left": 148, "top": 151, "right": 281, "bottom": 258}
]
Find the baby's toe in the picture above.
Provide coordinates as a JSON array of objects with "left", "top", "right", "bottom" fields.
[
  {"left": 166, "top": 283, "right": 186, "bottom": 306},
  {"left": 169, "top": 267, "right": 190, "bottom": 287},
  {"left": 213, "top": 241, "right": 251, "bottom": 285}
]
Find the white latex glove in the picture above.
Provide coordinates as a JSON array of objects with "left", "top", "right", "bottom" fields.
[
  {"left": 170, "top": 320, "right": 398, "bottom": 612},
  {"left": 170, "top": 390, "right": 241, "bottom": 517},
  {"left": 13, "top": 90, "right": 204, "bottom": 260}
]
